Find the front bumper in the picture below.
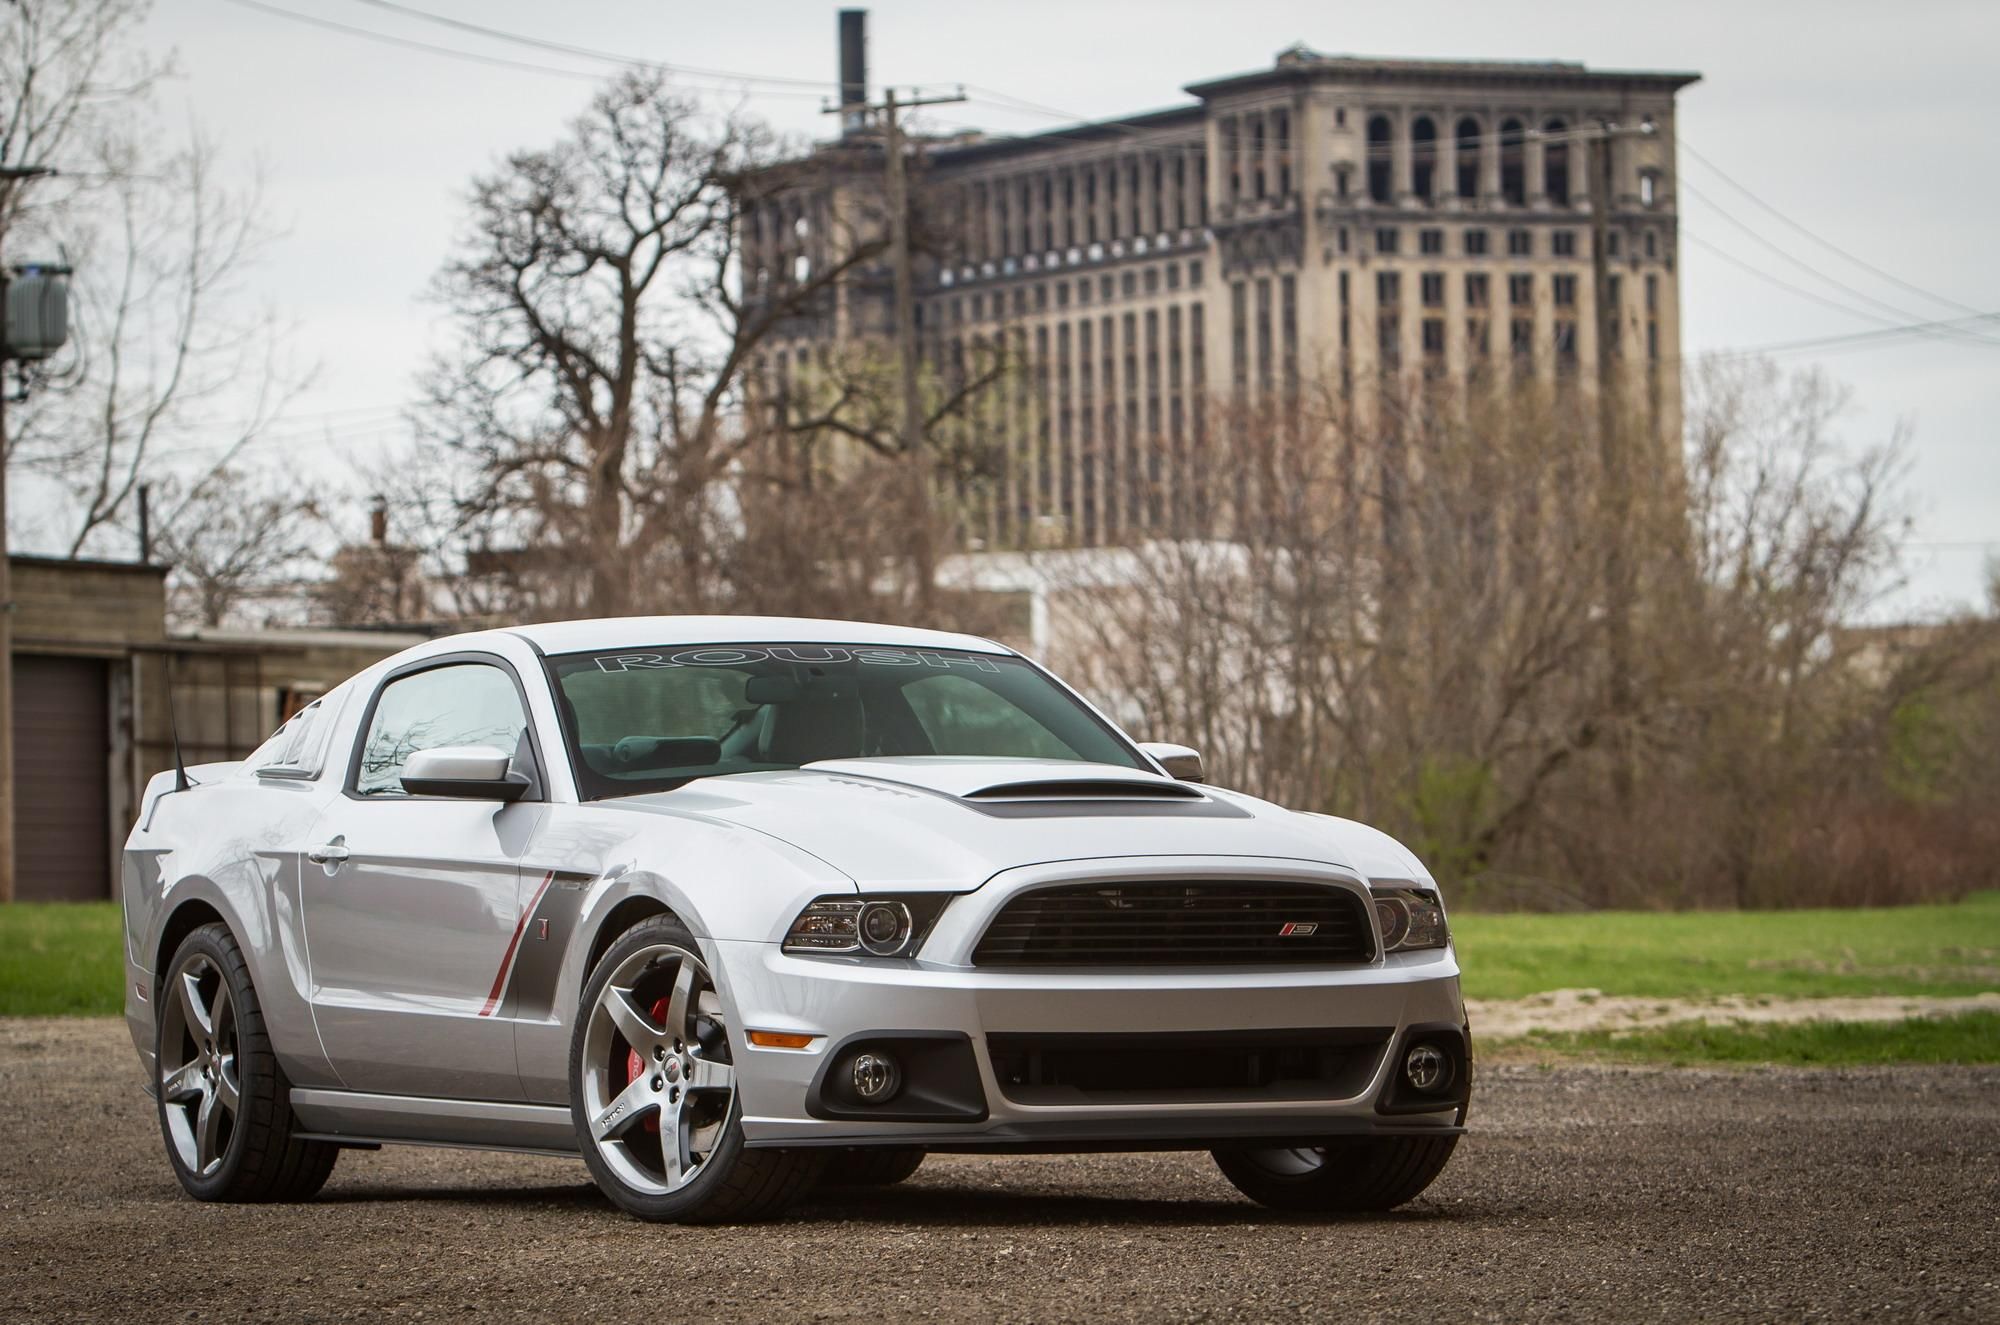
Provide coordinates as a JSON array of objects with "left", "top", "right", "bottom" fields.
[{"left": 711, "top": 941, "right": 1468, "bottom": 1149}]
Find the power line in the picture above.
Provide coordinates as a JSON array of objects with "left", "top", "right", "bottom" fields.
[
  {"left": 343, "top": 0, "right": 836, "bottom": 90},
  {"left": 219, "top": 0, "right": 602, "bottom": 81},
  {"left": 1681, "top": 228, "right": 1938, "bottom": 334},
  {"left": 219, "top": 0, "right": 831, "bottom": 101},
  {"left": 1679, "top": 177, "right": 2000, "bottom": 347},
  {"left": 1707, "top": 311, "right": 2000, "bottom": 359},
  {"left": 1679, "top": 137, "right": 1984, "bottom": 320}
]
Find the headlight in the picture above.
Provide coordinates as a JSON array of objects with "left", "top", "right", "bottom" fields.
[
  {"left": 1373, "top": 886, "right": 1448, "bottom": 954},
  {"left": 783, "top": 895, "right": 948, "bottom": 958}
]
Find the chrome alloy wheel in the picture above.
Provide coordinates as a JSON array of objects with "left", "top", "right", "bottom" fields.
[
  {"left": 157, "top": 954, "right": 241, "bottom": 1178},
  {"left": 577, "top": 943, "right": 736, "bottom": 1196}
]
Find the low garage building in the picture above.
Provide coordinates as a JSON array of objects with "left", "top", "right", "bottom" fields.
[{"left": 4, "top": 554, "right": 430, "bottom": 902}]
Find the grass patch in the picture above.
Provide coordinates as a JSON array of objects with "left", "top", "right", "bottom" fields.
[
  {"left": 1512, "top": 1012, "right": 2000, "bottom": 1067},
  {"left": 3, "top": 892, "right": 1998, "bottom": 1021},
  {"left": 0, "top": 902, "right": 125, "bottom": 1017},
  {"left": 1454, "top": 890, "right": 2000, "bottom": 1002}
]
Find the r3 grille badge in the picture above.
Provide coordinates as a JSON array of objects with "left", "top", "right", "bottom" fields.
[{"left": 1278, "top": 922, "right": 1319, "bottom": 936}]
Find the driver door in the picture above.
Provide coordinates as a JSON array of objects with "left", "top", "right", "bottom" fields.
[{"left": 301, "top": 657, "right": 548, "bottom": 1102}]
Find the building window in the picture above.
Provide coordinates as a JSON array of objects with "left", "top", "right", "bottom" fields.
[
  {"left": 1337, "top": 225, "right": 1350, "bottom": 253},
  {"left": 1420, "top": 272, "right": 1444, "bottom": 307},
  {"left": 1367, "top": 115, "right": 1394, "bottom": 204},
  {"left": 1645, "top": 273, "right": 1659, "bottom": 311},
  {"left": 1143, "top": 266, "right": 1159, "bottom": 295},
  {"left": 1377, "top": 270, "right": 1401, "bottom": 305},
  {"left": 1101, "top": 274, "right": 1114, "bottom": 301},
  {"left": 1078, "top": 279, "right": 1092, "bottom": 306},
  {"left": 1464, "top": 227, "right": 1489, "bottom": 256},
  {"left": 1554, "top": 319, "right": 1578, "bottom": 369},
  {"left": 1644, "top": 230, "right": 1658, "bottom": 259},
  {"left": 1508, "top": 273, "right": 1533, "bottom": 307},
  {"left": 1188, "top": 260, "right": 1204, "bottom": 286},
  {"left": 1377, "top": 313, "right": 1401, "bottom": 368},
  {"left": 1057, "top": 282, "right": 1071, "bottom": 308},
  {"left": 1455, "top": 117, "right": 1481, "bottom": 199},
  {"left": 1421, "top": 317, "right": 1445, "bottom": 355},
  {"left": 1551, "top": 230, "right": 1576, "bottom": 258},
  {"left": 1035, "top": 283, "right": 1049, "bottom": 311},
  {"left": 1640, "top": 170, "right": 1658, "bottom": 207},
  {"left": 1553, "top": 274, "right": 1577, "bottom": 306},
  {"left": 1499, "top": 118, "right": 1526, "bottom": 206},
  {"left": 1412, "top": 115, "right": 1438, "bottom": 201},
  {"left": 1466, "top": 318, "right": 1490, "bottom": 357},
  {"left": 1419, "top": 228, "right": 1444, "bottom": 255},
  {"left": 1375, "top": 226, "right": 1400, "bottom": 255},
  {"left": 1510, "top": 317, "right": 1533, "bottom": 358},
  {"left": 1543, "top": 118, "right": 1570, "bottom": 206},
  {"left": 1121, "top": 271, "right": 1137, "bottom": 298},
  {"left": 1607, "top": 231, "right": 1621, "bottom": 258},
  {"left": 1507, "top": 228, "right": 1532, "bottom": 257},
  {"left": 1465, "top": 272, "right": 1489, "bottom": 308}
]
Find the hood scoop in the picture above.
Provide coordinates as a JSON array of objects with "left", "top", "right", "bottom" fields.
[
  {"left": 800, "top": 757, "right": 1204, "bottom": 803},
  {"left": 962, "top": 777, "right": 1204, "bottom": 803}
]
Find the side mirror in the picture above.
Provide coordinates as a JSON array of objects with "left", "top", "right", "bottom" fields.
[
  {"left": 1139, "top": 741, "right": 1205, "bottom": 784},
  {"left": 401, "top": 745, "right": 531, "bottom": 801}
]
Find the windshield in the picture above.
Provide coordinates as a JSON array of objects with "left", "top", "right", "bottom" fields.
[{"left": 547, "top": 643, "right": 1147, "bottom": 799}]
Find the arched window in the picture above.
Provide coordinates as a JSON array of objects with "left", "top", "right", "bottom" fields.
[
  {"left": 1499, "top": 118, "right": 1525, "bottom": 207},
  {"left": 1543, "top": 118, "right": 1570, "bottom": 207},
  {"left": 1411, "top": 115, "right": 1438, "bottom": 202},
  {"left": 1367, "top": 114, "right": 1393, "bottom": 204},
  {"left": 1455, "top": 116, "right": 1481, "bottom": 199},
  {"left": 1639, "top": 169, "right": 1658, "bottom": 208}
]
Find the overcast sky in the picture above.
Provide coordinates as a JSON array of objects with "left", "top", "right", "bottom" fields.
[{"left": 123, "top": 0, "right": 1998, "bottom": 617}]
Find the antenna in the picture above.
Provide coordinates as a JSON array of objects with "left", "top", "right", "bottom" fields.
[{"left": 165, "top": 655, "right": 197, "bottom": 792}]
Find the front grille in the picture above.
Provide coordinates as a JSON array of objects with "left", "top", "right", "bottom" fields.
[
  {"left": 972, "top": 881, "right": 1375, "bottom": 967},
  {"left": 988, "top": 1028, "right": 1390, "bottom": 1105}
]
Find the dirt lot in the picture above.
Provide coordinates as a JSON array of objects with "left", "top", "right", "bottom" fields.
[{"left": 1, "top": 1019, "right": 1993, "bottom": 1322}]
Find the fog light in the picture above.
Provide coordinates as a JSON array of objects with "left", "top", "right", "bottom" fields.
[
  {"left": 850, "top": 1051, "right": 902, "bottom": 1103},
  {"left": 1405, "top": 1043, "right": 1453, "bottom": 1094}
]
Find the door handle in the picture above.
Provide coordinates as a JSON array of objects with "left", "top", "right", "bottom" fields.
[{"left": 307, "top": 838, "right": 350, "bottom": 866}]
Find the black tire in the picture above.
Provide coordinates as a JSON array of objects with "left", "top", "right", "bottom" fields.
[
  {"left": 571, "top": 913, "right": 825, "bottom": 1223},
  {"left": 817, "top": 1147, "right": 925, "bottom": 1189},
  {"left": 1212, "top": 1135, "right": 1458, "bottom": 1212},
  {"left": 154, "top": 922, "right": 339, "bottom": 1202}
]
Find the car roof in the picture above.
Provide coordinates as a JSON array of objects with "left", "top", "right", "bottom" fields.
[{"left": 501, "top": 615, "right": 1017, "bottom": 658}]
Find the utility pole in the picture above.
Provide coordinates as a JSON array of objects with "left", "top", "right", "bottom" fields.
[
  {"left": 1587, "top": 125, "right": 1635, "bottom": 811},
  {"left": 825, "top": 83, "right": 964, "bottom": 611},
  {"left": 0, "top": 161, "right": 59, "bottom": 903}
]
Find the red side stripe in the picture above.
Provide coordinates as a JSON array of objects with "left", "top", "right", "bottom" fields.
[{"left": 480, "top": 870, "right": 554, "bottom": 1017}]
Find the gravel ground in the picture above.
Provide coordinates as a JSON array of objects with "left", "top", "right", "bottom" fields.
[{"left": 1, "top": 1018, "right": 1994, "bottom": 1322}]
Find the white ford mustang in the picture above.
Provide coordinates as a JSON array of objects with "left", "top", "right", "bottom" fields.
[{"left": 122, "top": 616, "right": 1468, "bottom": 1222}]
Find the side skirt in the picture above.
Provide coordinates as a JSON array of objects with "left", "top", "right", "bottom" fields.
[{"left": 289, "top": 1088, "right": 579, "bottom": 1155}]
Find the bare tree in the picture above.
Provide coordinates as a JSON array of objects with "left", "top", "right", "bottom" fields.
[
  {"left": 1, "top": 0, "right": 304, "bottom": 557},
  {"left": 150, "top": 463, "right": 321, "bottom": 628}
]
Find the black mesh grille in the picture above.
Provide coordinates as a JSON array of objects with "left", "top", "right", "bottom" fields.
[{"left": 972, "top": 881, "right": 1375, "bottom": 967}]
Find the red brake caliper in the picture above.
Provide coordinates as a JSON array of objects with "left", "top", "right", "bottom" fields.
[{"left": 621, "top": 996, "right": 674, "bottom": 1134}]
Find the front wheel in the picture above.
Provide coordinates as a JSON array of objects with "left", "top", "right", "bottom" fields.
[
  {"left": 1212, "top": 1135, "right": 1458, "bottom": 1212},
  {"left": 155, "top": 922, "right": 339, "bottom": 1202},
  {"left": 570, "top": 914, "right": 824, "bottom": 1222}
]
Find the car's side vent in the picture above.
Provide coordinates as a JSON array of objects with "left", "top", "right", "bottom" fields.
[{"left": 961, "top": 778, "right": 1206, "bottom": 803}]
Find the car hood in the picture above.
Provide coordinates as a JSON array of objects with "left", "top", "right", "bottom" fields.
[{"left": 607, "top": 757, "right": 1376, "bottom": 890}]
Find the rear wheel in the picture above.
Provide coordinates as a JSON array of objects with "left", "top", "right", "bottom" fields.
[
  {"left": 155, "top": 922, "right": 339, "bottom": 1202},
  {"left": 571, "top": 914, "right": 823, "bottom": 1222},
  {"left": 817, "top": 1147, "right": 925, "bottom": 1189},
  {"left": 1212, "top": 1135, "right": 1457, "bottom": 1212}
]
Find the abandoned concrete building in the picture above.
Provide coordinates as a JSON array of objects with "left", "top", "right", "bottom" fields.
[{"left": 736, "top": 36, "right": 1698, "bottom": 546}]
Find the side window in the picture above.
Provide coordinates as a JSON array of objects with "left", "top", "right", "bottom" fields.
[
  {"left": 901, "top": 674, "right": 1073, "bottom": 760},
  {"left": 354, "top": 663, "right": 530, "bottom": 797}
]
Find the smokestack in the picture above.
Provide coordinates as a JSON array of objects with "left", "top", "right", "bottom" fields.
[
  {"left": 369, "top": 494, "right": 389, "bottom": 546},
  {"left": 838, "top": 9, "right": 868, "bottom": 138}
]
